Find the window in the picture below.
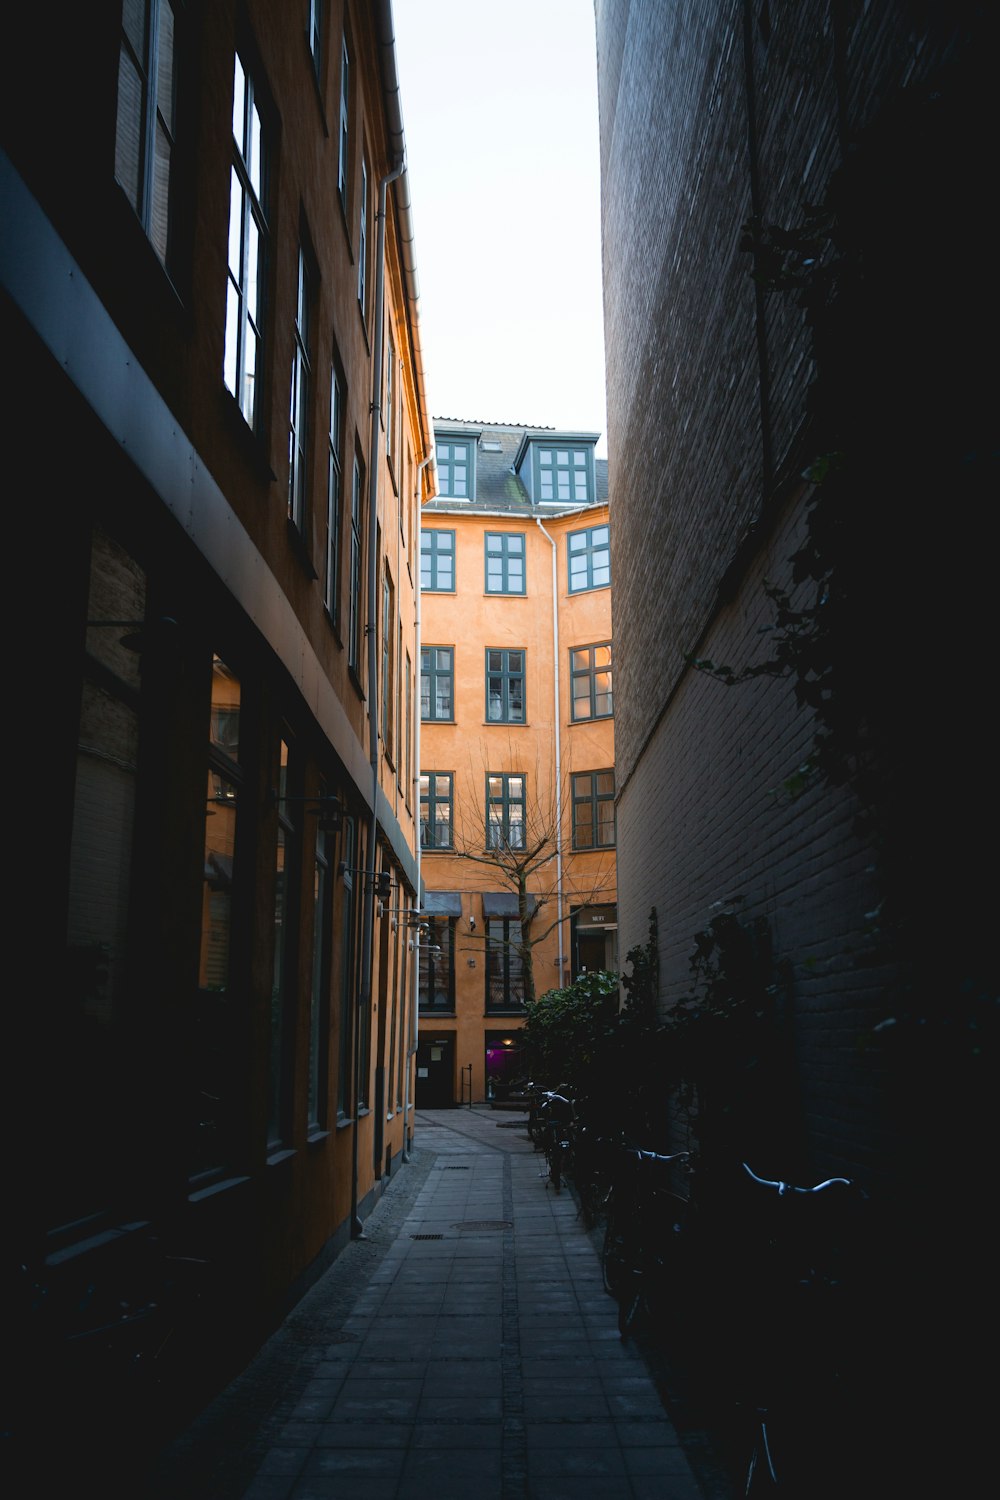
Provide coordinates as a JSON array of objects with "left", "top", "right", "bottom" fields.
[
  {"left": 269, "top": 737, "right": 298, "bottom": 1151},
  {"left": 337, "top": 816, "right": 356, "bottom": 1117},
  {"left": 385, "top": 327, "right": 395, "bottom": 465},
  {"left": 196, "top": 654, "right": 243, "bottom": 1175},
  {"left": 288, "top": 244, "right": 313, "bottom": 529},
  {"left": 568, "top": 524, "right": 611, "bottom": 592},
  {"left": 348, "top": 455, "right": 363, "bottom": 673},
  {"left": 404, "top": 652, "right": 412, "bottom": 805},
  {"left": 325, "top": 363, "right": 343, "bottom": 618},
  {"left": 421, "top": 529, "right": 455, "bottom": 591},
  {"left": 224, "top": 52, "right": 268, "bottom": 429},
  {"left": 337, "top": 34, "right": 349, "bottom": 213},
  {"left": 421, "top": 647, "right": 453, "bottom": 722},
  {"left": 570, "top": 642, "right": 613, "bottom": 721},
  {"left": 419, "top": 918, "right": 455, "bottom": 1012},
  {"left": 485, "top": 532, "right": 525, "bottom": 594},
  {"left": 436, "top": 439, "right": 474, "bottom": 498},
  {"left": 486, "top": 919, "right": 525, "bottom": 1012},
  {"left": 535, "top": 445, "right": 592, "bottom": 504},
  {"left": 419, "top": 772, "right": 453, "bottom": 850},
  {"left": 486, "top": 773, "right": 525, "bottom": 850},
  {"left": 486, "top": 649, "right": 525, "bottom": 723},
  {"left": 382, "top": 569, "right": 395, "bottom": 760},
  {"left": 308, "top": 783, "right": 332, "bottom": 1134},
  {"left": 115, "top": 0, "right": 177, "bottom": 265},
  {"left": 357, "top": 155, "right": 369, "bottom": 317},
  {"left": 572, "top": 770, "right": 616, "bottom": 849},
  {"left": 308, "top": 0, "right": 322, "bottom": 76}
]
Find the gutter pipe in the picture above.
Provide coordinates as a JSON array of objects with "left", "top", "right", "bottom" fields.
[
  {"left": 401, "top": 448, "right": 436, "bottom": 1161},
  {"left": 535, "top": 517, "right": 564, "bottom": 976}
]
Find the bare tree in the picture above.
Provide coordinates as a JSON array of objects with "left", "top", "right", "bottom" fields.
[{"left": 447, "top": 737, "right": 617, "bottom": 1006}]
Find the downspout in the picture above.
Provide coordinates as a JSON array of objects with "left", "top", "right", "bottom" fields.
[
  {"left": 535, "top": 517, "right": 564, "bottom": 976},
  {"left": 402, "top": 448, "right": 436, "bottom": 1161},
  {"left": 351, "top": 148, "right": 406, "bottom": 1240}
]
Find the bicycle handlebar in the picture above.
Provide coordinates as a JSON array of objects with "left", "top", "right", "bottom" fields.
[{"left": 742, "top": 1162, "right": 854, "bottom": 1196}]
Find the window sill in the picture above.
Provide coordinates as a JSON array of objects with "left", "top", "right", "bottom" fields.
[
  {"left": 484, "top": 591, "right": 527, "bottom": 599},
  {"left": 419, "top": 846, "right": 454, "bottom": 855},
  {"left": 307, "top": 1128, "right": 331, "bottom": 1147},
  {"left": 336, "top": 1114, "right": 355, "bottom": 1131},
  {"left": 483, "top": 720, "right": 529, "bottom": 728},
  {"left": 266, "top": 1147, "right": 297, "bottom": 1169},
  {"left": 568, "top": 583, "right": 611, "bottom": 595},
  {"left": 421, "top": 718, "right": 455, "bottom": 726},
  {"left": 287, "top": 517, "right": 318, "bottom": 579}
]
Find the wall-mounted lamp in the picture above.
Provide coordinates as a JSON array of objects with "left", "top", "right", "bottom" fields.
[
  {"left": 468, "top": 915, "right": 477, "bottom": 932},
  {"left": 270, "top": 791, "right": 344, "bottom": 832},
  {"left": 467, "top": 957, "right": 476, "bottom": 968},
  {"left": 86, "top": 616, "right": 179, "bottom": 652}
]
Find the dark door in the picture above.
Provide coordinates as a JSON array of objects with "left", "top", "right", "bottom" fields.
[{"left": 415, "top": 1035, "right": 454, "bottom": 1107}]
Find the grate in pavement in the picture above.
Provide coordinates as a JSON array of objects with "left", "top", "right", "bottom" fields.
[{"left": 411, "top": 1233, "right": 444, "bottom": 1240}]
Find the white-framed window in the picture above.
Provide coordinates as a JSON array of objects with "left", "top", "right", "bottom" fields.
[
  {"left": 115, "top": 0, "right": 177, "bottom": 265},
  {"left": 224, "top": 51, "right": 268, "bottom": 429}
]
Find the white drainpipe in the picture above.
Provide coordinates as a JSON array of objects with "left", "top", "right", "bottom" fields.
[{"left": 535, "top": 516, "right": 564, "bottom": 976}]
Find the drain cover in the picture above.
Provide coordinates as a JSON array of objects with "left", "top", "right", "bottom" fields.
[{"left": 411, "top": 1233, "right": 444, "bottom": 1240}]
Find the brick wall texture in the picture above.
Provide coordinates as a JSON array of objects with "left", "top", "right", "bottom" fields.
[{"left": 596, "top": 0, "right": 996, "bottom": 1188}]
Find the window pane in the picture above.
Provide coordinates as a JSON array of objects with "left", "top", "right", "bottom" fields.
[
  {"left": 151, "top": 120, "right": 171, "bottom": 260},
  {"left": 157, "top": 2, "right": 176, "bottom": 134},
  {"left": 115, "top": 48, "right": 143, "bottom": 209}
]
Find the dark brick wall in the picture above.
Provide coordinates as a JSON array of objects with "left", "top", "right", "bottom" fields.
[{"left": 596, "top": 0, "right": 996, "bottom": 1197}]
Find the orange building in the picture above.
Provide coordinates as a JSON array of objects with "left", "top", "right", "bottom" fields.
[{"left": 416, "top": 420, "right": 616, "bottom": 1105}]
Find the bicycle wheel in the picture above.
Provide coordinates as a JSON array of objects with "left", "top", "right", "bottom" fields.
[{"left": 601, "top": 1197, "right": 630, "bottom": 1297}]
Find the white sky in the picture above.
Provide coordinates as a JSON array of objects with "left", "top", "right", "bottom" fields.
[{"left": 391, "top": 0, "right": 608, "bottom": 457}]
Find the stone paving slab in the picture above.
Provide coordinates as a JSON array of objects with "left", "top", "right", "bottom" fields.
[{"left": 142, "top": 1107, "right": 725, "bottom": 1499}]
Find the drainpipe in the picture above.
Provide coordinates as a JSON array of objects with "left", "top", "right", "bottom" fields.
[
  {"left": 401, "top": 449, "right": 436, "bottom": 1161},
  {"left": 535, "top": 517, "right": 564, "bottom": 976},
  {"left": 351, "top": 149, "right": 406, "bottom": 1241}
]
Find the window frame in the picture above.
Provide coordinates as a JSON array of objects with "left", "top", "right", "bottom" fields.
[
  {"left": 567, "top": 523, "right": 611, "bottom": 593},
  {"left": 420, "top": 528, "right": 455, "bottom": 592},
  {"left": 571, "top": 769, "right": 616, "bottom": 850},
  {"left": 382, "top": 567, "right": 395, "bottom": 763},
  {"left": 485, "top": 648, "right": 526, "bottom": 724},
  {"left": 533, "top": 444, "right": 594, "bottom": 505},
  {"left": 420, "top": 646, "right": 454, "bottom": 723},
  {"left": 224, "top": 50, "right": 268, "bottom": 431},
  {"left": 337, "top": 33, "right": 350, "bottom": 215},
  {"left": 484, "top": 531, "right": 526, "bottom": 595},
  {"left": 485, "top": 918, "right": 526, "bottom": 1013},
  {"left": 357, "top": 153, "right": 369, "bottom": 319},
  {"left": 348, "top": 454, "right": 364, "bottom": 674},
  {"left": 570, "top": 641, "right": 613, "bottom": 722},
  {"left": 115, "top": 0, "right": 178, "bottom": 266},
  {"left": 435, "top": 438, "right": 475, "bottom": 499},
  {"left": 418, "top": 917, "right": 456, "bottom": 1013},
  {"left": 324, "top": 360, "right": 343, "bottom": 620},
  {"left": 419, "top": 771, "right": 454, "bottom": 851},
  {"left": 486, "top": 772, "right": 526, "bottom": 851},
  {"left": 288, "top": 241, "right": 314, "bottom": 531}
]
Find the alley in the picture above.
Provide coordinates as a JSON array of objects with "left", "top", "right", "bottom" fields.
[{"left": 143, "top": 1108, "right": 714, "bottom": 1500}]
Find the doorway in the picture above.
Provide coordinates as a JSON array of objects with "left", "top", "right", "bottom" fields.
[
  {"left": 485, "top": 1030, "right": 525, "bottom": 1101},
  {"left": 415, "top": 1033, "right": 455, "bottom": 1107}
]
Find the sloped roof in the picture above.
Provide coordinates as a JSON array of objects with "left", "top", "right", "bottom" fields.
[{"left": 427, "top": 418, "right": 608, "bottom": 514}]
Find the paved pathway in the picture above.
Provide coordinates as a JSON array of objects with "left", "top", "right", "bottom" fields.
[{"left": 144, "top": 1107, "right": 714, "bottom": 1499}]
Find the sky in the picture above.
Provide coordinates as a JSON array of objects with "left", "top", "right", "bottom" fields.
[{"left": 391, "top": 0, "right": 608, "bottom": 456}]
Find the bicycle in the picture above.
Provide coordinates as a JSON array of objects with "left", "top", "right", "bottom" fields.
[
  {"left": 600, "top": 1142, "right": 693, "bottom": 1340},
  {"left": 721, "top": 1162, "right": 871, "bottom": 1498},
  {"left": 535, "top": 1088, "right": 576, "bottom": 1192}
]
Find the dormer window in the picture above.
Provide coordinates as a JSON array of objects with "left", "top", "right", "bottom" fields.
[
  {"left": 436, "top": 438, "right": 475, "bottom": 498},
  {"left": 535, "top": 445, "right": 592, "bottom": 504}
]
